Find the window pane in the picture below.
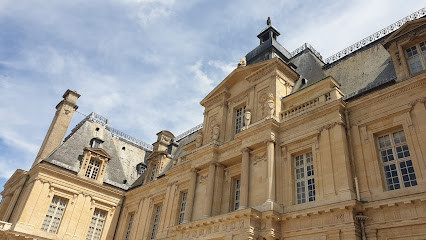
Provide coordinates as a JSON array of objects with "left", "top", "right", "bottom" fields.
[
  {"left": 378, "top": 130, "right": 416, "bottom": 191},
  {"left": 408, "top": 56, "right": 424, "bottom": 74},
  {"left": 125, "top": 214, "right": 134, "bottom": 240},
  {"left": 41, "top": 196, "right": 68, "bottom": 234},
  {"left": 86, "top": 209, "right": 107, "bottom": 240},
  {"left": 150, "top": 205, "right": 162, "bottom": 239},
  {"left": 178, "top": 192, "right": 187, "bottom": 224},
  {"left": 235, "top": 106, "right": 246, "bottom": 134},
  {"left": 294, "top": 152, "right": 315, "bottom": 204}
]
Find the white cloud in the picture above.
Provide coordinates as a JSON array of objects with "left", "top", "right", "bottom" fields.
[
  {"left": 189, "top": 60, "right": 215, "bottom": 95},
  {"left": 0, "top": 130, "right": 38, "bottom": 156},
  {"left": 208, "top": 60, "right": 235, "bottom": 75}
]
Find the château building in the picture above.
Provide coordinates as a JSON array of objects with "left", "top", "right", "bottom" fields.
[{"left": 1, "top": 8, "right": 426, "bottom": 240}]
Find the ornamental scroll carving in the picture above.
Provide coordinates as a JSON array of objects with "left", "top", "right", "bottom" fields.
[
  {"left": 208, "top": 115, "right": 218, "bottom": 140},
  {"left": 212, "top": 125, "right": 220, "bottom": 141},
  {"left": 195, "top": 132, "right": 203, "bottom": 148},
  {"left": 257, "top": 88, "right": 269, "bottom": 118},
  {"left": 252, "top": 153, "right": 266, "bottom": 165},
  {"left": 265, "top": 93, "right": 275, "bottom": 118}
]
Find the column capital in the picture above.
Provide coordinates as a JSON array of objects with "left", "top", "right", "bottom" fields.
[
  {"left": 213, "top": 162, "right": 224, "bottom": 168},
  {"left": 190, "top": 168, "right": 198, "bottom": 173},
  {"left": 264, "top": 132, "right": 276, "bottom": 144},
  {"left": 241, "top": 147, "right": 251, "bottom": 154}
]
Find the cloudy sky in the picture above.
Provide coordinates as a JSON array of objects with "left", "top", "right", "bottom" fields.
[{"left": 0, "top": 0, "right": 424, "bottom": 193}]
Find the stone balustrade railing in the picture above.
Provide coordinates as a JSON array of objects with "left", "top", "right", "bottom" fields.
[
  {"left": 281, "top": 97, "right": 320, "bottom": 120},
  {"left": 280, "top": 89, "right": 340, "bottom": 121}
]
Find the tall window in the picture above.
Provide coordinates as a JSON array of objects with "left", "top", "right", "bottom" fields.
[
  {"left": 86, "top": 209, "right": 107, "bottom": 240},
  {"left": 85, "top": 159, "right": 101, "bottom": 180},
  {"left": 150, "top": 205, "right": 162, "bottom": 240},
  {"left": 233, "top": 178, "right": 241, "bottom": 211},
  {"left": 124, "top": 213, "right": 135, "bottom": 240},
  {"left": 378, "top": 130, "right": 417, "bottom": 190},
  {"left": 235, "top": 106, "right": 246, "bottom": 134},
  {"left": 150, "top": 164, "right": 157, "bottom": 181},
  {"left": 405, "top": 41, "right": 426, "bottom": 74},
  {"left": 294, "top": 152, "right": 315, "bottom": 204},
  {"left": 41, "top": 196, "right": 68, "bottom": 234},
  {"left": 178, "top": 192, "right": 187, "bottom": 224}
]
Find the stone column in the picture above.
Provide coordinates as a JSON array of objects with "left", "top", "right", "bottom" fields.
[
  {"left": 183, "top": 168, "right": 197, "bottom": 223},
  {"left": 266, "top": 139, "right": 276, "bottom": 202},
  {"left": 203, "top": 162, "right": 216, "bottom": 218},
  {"left": 239, "top": 148, "right": 250, "bottom": 209}
]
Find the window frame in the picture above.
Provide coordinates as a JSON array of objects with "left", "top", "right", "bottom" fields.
[
  {"left": 232, "top": 177, "right": 241, "bottom": 211},
  {"left": 377, "top": 130, "right": 417, "bottom": 191},
  {"left": 294, "top": 151, "right": 315, "bottom": 204},
  {"left": 90, "top": 138, "right": 103, "bottom": 148},
  {"left": 234, "top": 105, "right": 246, "bottom": 134},
  {"left": 149, "top": 204, "right": 162, "bottom": 240},
  {"left": 41, "top": 196, "right": 68, "bottom": 234},
  {"left": 86, "top": 208, "right": 107, "bottom": 240},
  {"left": 177, "top": 192, "right": 187, "bottom": 225},
  {"left": 404, "top": 40, "right": 426, "bottom": 75},
  {"left": 124, "top": 212, "right": 135, "bottom": 240},
  {"left": 85, "top": 158, "right": 102, "bottom": 180}
]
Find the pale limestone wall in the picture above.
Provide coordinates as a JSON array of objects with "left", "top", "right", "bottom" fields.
[
  {"left": 115, "top": 68, "right": 425, "bottom": 240},
  {"left": 1, "top": 164, "right": 123, "bottom": 240},
  {"left": 1, "top": 52, "right": 426, "bottom": 240}
]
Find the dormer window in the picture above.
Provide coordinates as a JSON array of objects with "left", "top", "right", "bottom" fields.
[
  {"left": 78, "top": 147, "right": 111, "bottom": 183},
  {"left": 405, "top": 41, "right": 426, "bottom": 74},
  {"left": 90, "top": 138, "right": 103, "bottom": 148},
  {"left": 85, "top": 159, "right": 101, "bottom": 180},
  {"left": 136, "top": 163, "right": 146, "bottom": 176}
]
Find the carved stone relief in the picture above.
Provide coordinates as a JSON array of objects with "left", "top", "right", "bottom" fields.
[
  {"left": 252, "top": 153, "right": 266, "bottom": 165},
  {"left": 257, "top": 88, "right": 269, "bottom": 119},
  {"left": 208, "top": 114, "right": 218, "bottom": 140}
]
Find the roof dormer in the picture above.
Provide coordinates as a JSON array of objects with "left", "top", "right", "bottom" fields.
[
  {"left": 383, "top": 17, "right": 426, "bottom": 81},
  {"left": 78, "top": 147, "right": 111, "bottom": 184}
]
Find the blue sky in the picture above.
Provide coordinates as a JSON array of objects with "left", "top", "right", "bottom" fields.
[{"left": 0, "top": 0, "right": 424, "bottom": 195}]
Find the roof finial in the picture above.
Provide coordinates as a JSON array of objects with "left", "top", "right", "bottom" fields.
[{"left": 267, "top": 17, "right": 271, "bottom": 26}]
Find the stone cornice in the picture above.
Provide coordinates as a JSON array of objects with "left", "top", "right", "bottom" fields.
[
  {"left": 174, "top": 207, "right": 259, "bottom": 231},
  {"left": 279, "top": 99, "right": 346, "bottom": 131},
  {"left": 55, "top": 99, "right": 78, "bottom": 111},
  {"left": 362, "top": 191, "right": 426, "bottom": 211},
  {"left": 201, "top": 88, "right": 230, "bottom": 108},
  {"left": 281, "top": 200, "right": 358, "bottom": 219},
  {"left": 246, "top": 58, "right": 298, "bottom": 83},
  {"left": 33, "top": 162, "right": 124, "bottom": 196}
]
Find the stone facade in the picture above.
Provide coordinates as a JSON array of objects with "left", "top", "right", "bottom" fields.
[{"left": 1, "top": 13, "right": 426, "bottom": 240}]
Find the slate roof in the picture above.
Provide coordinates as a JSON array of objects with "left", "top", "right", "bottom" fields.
[{"left": 43, "top": 118, "right": 147, "bottom": 190}]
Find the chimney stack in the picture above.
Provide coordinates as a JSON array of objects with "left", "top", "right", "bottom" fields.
[{"left": 33, "top": 89, "right": 80, "bottom": 167}]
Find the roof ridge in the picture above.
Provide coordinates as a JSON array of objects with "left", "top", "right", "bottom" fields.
[
  {"left": 290, "top": 42, "right": 323, "bottom": 61},
  {"left": 324, "top": 7, "right": 426, "bottom": 64},
  {"left": 64, "top": 112, "right": 153, "bottom": 151}
]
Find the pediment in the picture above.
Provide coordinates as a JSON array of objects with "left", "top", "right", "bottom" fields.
[
  {"left": 383, "top": 18, "right": 426, "bottom": 47},
  {"left": 84, "top": 147, "right": 112, "bottom": 159},
  {"left": 200, "top": 60, "right": 269, "bottom": 106},
  {"left": 200, "top": 58, "right": 298, "bottom": 107}
]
